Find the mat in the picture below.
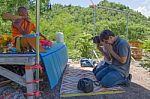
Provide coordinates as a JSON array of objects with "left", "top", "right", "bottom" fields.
[{"left": 60, "top": 64, "right": 125, "bottom": 98}]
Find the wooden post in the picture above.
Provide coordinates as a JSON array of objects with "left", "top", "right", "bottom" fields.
[{"left": 25, "top": 66, "right": 35, "bottom": 99}]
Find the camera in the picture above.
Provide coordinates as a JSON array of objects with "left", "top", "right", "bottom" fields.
[{"left": 93, "top": 36, "right": 101, "bottom": 43}]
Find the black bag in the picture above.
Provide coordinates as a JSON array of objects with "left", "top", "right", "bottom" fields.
[{"left": 77, "top": 78, "right": 94, "bottom": 93}]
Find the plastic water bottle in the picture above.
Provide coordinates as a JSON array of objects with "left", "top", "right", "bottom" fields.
[{"left": 56, "top": 32, "right": 64, "bottom": 43}]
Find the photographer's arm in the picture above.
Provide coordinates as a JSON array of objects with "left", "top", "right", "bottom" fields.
[{"left": 105, "top": 44, "right": 127, "bottom": 64}]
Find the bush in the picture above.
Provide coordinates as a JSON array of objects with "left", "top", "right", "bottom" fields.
[{"left": 143, "top": 40, "right": 150, "bottom": 52}]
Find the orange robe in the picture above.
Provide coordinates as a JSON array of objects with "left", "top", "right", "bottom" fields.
[{"left": 12, "top": 19, "right": 35, "bottom": 45}]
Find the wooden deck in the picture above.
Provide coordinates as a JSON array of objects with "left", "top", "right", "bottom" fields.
[{"left": 60, "top": 63, "right": 125, "bottom": 98}]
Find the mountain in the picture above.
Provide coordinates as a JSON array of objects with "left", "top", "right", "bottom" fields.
[{"left": 0, "top": 0, "right": 150, "bottom": 58}]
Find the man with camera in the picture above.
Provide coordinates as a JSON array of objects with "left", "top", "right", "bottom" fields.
[
  {"left": 93, "top": 29, "right": 131, "bottom": 87},
  {"left": 93, "top": 36, "right": 111, "bottom": 75}
]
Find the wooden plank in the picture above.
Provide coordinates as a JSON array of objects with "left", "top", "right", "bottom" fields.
[
  {"left": 60, "top": 64, "right": 125, "bottom": 98},
  {"left": 0, "top": 54, "right": 36, "bottom": 65},
  {"left": 25, "top": 66, "right": 35, "bottom": 99},
  {"left": 61, "top": 90, "right": 125, "bottom": 98},
  {"left": 0, "top": 80, "right": 11, "bottom": 87},
  {"left": 0, "top": 66, "right": 26, "bottom": 86}
]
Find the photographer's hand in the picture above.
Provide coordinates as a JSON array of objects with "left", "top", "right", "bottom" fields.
[
  {"left": 104, "top": 44, "right": 113, "bottom": 52},
  {"left": 105, "top": 44, "right": 127, "bottom": 64},
  {"left": 96, "top": 43, "right": 103, "bottom": 52},
  {"left": 102, "top": 43, "right": 112, "bottom": 61}
]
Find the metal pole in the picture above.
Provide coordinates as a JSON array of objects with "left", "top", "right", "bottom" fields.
[
  {"left": 36, "top": 0, "right": 40, "bottom": 91},
  {"left": 90, "top": 0, "right": 96, "bottom": 36},
  {"left": 92, "top": 4, "right": 97, "bottom": 60},
  {"left": 97, "top": 6, "right": 126, "bottom": 13},
  {"left": 90, "top": 0, "right": 98, "bottom": 60},
  {"left": 93, "top": 7, "right": 96, "bottom": 36},
  {"left": 126, "top": 12, "right": 129, "bottom": 40}
]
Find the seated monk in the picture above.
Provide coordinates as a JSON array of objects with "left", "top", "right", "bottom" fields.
[{"left": 2, "top": 6, "right": 46, "bottom": 52}]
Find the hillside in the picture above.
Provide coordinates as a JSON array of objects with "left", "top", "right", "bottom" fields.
[{"left": 0, "top": 0, "right": 150, "bottom": 58}]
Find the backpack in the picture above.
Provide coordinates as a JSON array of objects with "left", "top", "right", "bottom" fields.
[
  {"left": 77, "top": 78, "right": 94, "bottom": 93},
  {"left": 77, "top": 78, "right": 101, "bottom": 93}
]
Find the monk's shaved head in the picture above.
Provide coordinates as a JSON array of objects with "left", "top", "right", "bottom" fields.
[{"left": 18, "top": 7, "right": 28, "bottom": 16}]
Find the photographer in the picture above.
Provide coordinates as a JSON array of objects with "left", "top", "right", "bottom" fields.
[
  {"left": 93, "top": 30, "right": 131, "bottom": 87},
  {"left": 93, "top": 36, "right": 111, "bottom": 75}
]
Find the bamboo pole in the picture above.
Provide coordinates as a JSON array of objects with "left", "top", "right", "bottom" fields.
[
  {"left": 36, "top": 0, "right": 40, "bottom": 91},
  {"left": 126, "top": 12, "right": 129, "bottom": 40}
]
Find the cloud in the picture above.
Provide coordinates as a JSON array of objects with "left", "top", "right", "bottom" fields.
[{"left": 134, "top": 0, "right": 150, "bottom": 17}]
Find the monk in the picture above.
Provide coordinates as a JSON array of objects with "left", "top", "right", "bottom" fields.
[
  {"left": 2, "top": 7, "right": 46, "bottom": 52},
  {"left": 3, "top": 6, "right": 46, "bottom": 45}
]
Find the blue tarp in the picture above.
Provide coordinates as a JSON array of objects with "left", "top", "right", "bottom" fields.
[{"left": 40, "top": 43, "right": 68, "bottom": 89}]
